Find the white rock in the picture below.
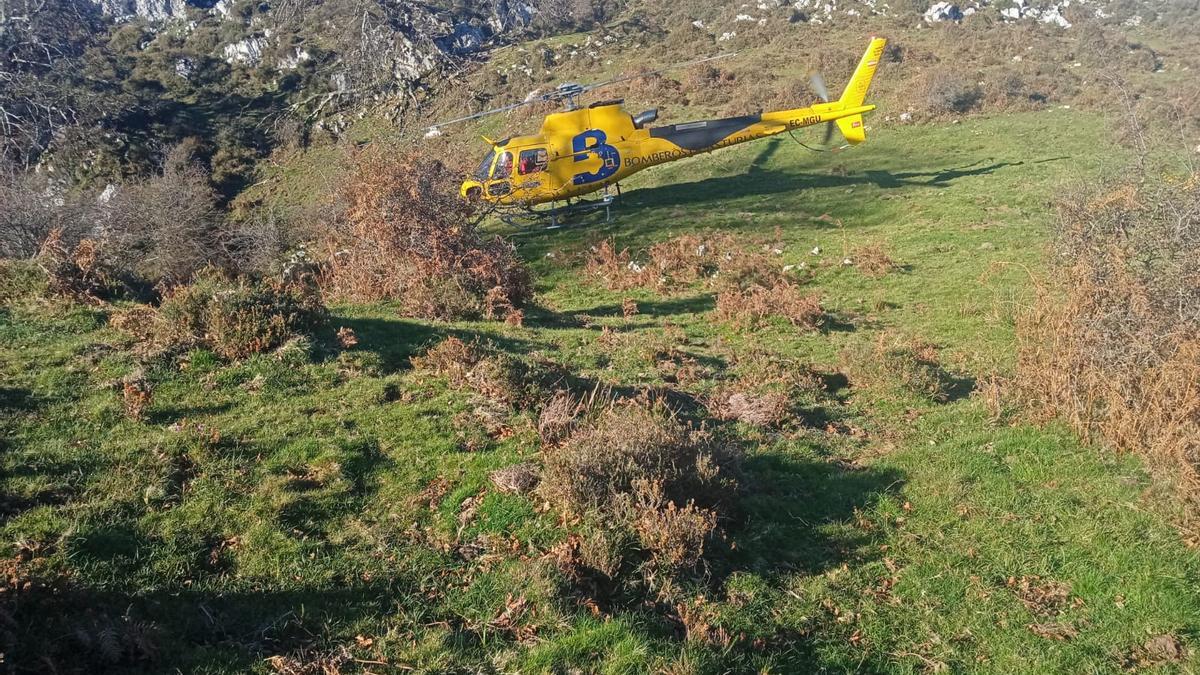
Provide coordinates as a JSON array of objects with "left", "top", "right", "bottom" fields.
[
  {"left": 1040, "top": 6, "right": 1071, "bottom": 28},
  {"left": 223, "top": 36, "right": 268, "bottom": 66},
  {"left": 810, "top": 246, "right": 821, "bottom": 255},
  {"left": 97, "top": 184, "right": 118, "bottom": 204},
  {"left": 923, "top": 1, "right": 963, "bottom": 23},
  {"left": 899, "top": 111, "right": 913, "bottom": 123}
]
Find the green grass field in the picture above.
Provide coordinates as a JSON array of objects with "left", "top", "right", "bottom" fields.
[{"left": 4, "top": 109, "right": 1199, "bottom": 673}]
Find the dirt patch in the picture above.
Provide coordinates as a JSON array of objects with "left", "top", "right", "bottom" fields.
[{"left": 1122, "top": 634, "right": 1189, "bottom": 670}]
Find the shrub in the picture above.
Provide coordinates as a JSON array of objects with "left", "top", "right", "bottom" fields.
[
  {"left": 317, "top": 148, "right": 531, "bottom": 321},
  {"left": 98, "top": 148, "right": 228, "bottom": 287},
  {"left": 0, "top": 172, "right": 89, "bottom": 259},
  {"left": 539, "top": 402, "right": 740, "bottom": 517},
  {"left": 154, "top": 270, "right": 325, "bottom": 360},
  {"left": 582, "top": 239, "right": 646, "bottom": 291},
  {"left": 119, "top": 369, "right": 153, "bottom": 421},
  {"left": 1015, "top": 175, "right": 1200, "bottom": 509},
  {"left": 412, "top": 337, "right": 555, "bottom": 408},
  {"left": 2, "top": 146, "right": 256, "bottom": 289},
  {"left": 922, "top": 70, "right": 983, "bottom": 115},
  {"left": 35, "top": 230, "right": 124, "bottom": 303},
  {"left": 539, "top": 401, "right": 741, "bottom": 574}
]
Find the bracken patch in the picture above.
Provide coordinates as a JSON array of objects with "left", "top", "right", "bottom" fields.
[
  {"left": 1014, "top": 175, "right": 1200, "bottom": 520},
  {"left": 316, "top": 148, "right": 530, "bottom": 321}
]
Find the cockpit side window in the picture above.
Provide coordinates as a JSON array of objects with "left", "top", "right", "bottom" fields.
[
  {"left": 518, "top": 148, "right": 549, "bottom": 175},
  {"left": 493, "top": 151, "right": 513, "bottom": 179},
  {"left": 473, "top": 152, "right": 495, "bottom": 181}
]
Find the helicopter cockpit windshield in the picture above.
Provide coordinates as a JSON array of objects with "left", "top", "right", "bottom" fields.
[{"left": 473, "top": 152, "right": 495, "bottom": 181}]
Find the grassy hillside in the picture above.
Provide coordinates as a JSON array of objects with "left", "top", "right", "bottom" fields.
[{"left": 5, "top": 107, "right": 1199, "bottom": 673}]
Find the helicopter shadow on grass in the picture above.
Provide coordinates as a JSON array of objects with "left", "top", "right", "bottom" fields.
[{"left": 623, "top": 157, "right": 1044, "bottom": 213}]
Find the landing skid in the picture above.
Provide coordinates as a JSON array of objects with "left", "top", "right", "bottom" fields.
[{"left": 499, "top": 185, "right": 621, "bottom": 229}]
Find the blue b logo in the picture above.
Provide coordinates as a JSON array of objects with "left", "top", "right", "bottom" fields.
[{"left": 571, "top": 130, "right": 620, "bottom": 185}]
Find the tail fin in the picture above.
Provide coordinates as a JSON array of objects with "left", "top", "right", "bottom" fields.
[
  {"left": 839, "top": 36, "right": 887, "bottom": 107},
  {"left": 833, "top": 36, "right": 886, "bottom": 145}
]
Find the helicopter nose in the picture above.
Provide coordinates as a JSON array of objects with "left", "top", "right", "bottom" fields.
[{"left": 461, "top": 180, "right": 483, "bottom": 201}]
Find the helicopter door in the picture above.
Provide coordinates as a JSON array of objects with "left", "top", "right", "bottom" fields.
[
  {"left": 486, "top": 151, "right": 513, "bottom": 198},
  {"left": 514, "top": 147, "right": 549, "bottom": 194},
  {"left": 517, "top": 148, "right": 548, "bottom": 176}
]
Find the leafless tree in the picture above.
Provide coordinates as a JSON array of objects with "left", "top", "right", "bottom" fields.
[{"left": 0, "top": 0, "right": 106, "bottom": 167}]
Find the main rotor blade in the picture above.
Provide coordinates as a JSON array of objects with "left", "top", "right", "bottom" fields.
[
  {"left": 427, "top": 97, "right": 547, "bottom": 131},
  {"left": 810, "top": 72, "right": 829, "bottom": 102},
  {"left": 580, "top": 52, "right": 737, "bottom": 95},
  {"left": 426, "top": 51, "right": 736, "bottom": 134}
]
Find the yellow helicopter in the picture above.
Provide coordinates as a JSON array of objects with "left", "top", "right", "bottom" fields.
[{"left": 434, "top": 37, "right": 887, "bottom": 224}]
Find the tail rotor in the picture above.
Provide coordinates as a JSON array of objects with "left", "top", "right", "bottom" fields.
[{"left": 808, "top": 71, "right": 837, "bottom": 147}]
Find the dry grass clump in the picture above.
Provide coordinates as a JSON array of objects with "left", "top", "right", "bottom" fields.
[
  {"left": 153, "top": 270, "right": 326, "bottom": 360},
  {"left": 266, "top": 647, "right": 351, "bottom": 675},
  {"left": 849, "top": 243, "right": 901, "bottom": 278},
  {"left": 714, "top": 281, "right": 825, "bottom": 330},
  {"left": 489, "top": 463, "right": 540, "bottom": 495},
  {"left": 537, "top": 389, "right": 585, "bottom": 446},
  {"left": 119, "top": 369, "right": 153, "bottom": 421},
  {"left": 632, "top": 480, "right": 718, "bottom": 571},
  {"left": 412, "top": 336, "right": 555, "bottom": 409},
  {"left": 539, "top": 401, "right": 741, "bottom": 572},
  {"left": 317, "top": 147, "right": 530, "bottom": 321},
  {"left": 707, "top": 390, "right": 791, "bottom": 426},
  {"left": 1015, "top": 176, "right": 1200, "bottom": 507}
]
